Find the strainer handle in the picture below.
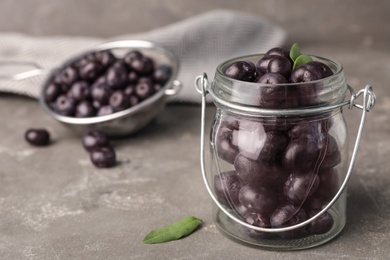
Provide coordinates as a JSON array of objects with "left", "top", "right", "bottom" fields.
[
  {"left": 194, "top": 73, "right": 376, "bottom": 233},
  {"left": 164, "top": 80, "right": 182, "bottom": 96},
  {"left": 0, "top": 61, "right": 49, "bottom": 81},
  {"left": 0, "top": 61, "right": 51, "bottom": 98}
]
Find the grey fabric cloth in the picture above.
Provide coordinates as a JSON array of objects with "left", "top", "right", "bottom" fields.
[{"left": 0, "top": 9, "right": 286, "bottom": 103}]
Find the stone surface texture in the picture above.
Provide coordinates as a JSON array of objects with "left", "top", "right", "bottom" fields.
[{"left": 0, "top": 1, "right": 389, "bottom": 259}]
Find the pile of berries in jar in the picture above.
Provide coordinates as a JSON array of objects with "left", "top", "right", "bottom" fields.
[
  {"left": 44, "top": 49, "right": 172, "bottom": 118},
  {"left": 213, "top": 44, "right": 343, "bottom": 239}
]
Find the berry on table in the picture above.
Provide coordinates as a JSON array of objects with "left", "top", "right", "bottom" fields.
[{"left": 25, "top": 128, "right": 50, "bottom": 146}]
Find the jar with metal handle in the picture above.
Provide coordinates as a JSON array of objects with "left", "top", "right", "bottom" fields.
[{"left": 195, "top": 54, "right": 376, "bottom": 250}]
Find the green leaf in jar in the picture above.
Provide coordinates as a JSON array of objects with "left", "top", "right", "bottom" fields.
[
  {"left": 289, "top": 42, "right": 301, "bottom": 62},
  {"left": 142, "top": 216, "right": 202, "bottom": 244},
  {"left": 293, "top": 54, "right": 313, "bottom": 70}
]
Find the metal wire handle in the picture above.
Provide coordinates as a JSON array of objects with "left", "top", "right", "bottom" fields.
[
  {"left": 0, "top": 61, "right": 48, "bottom": 81},
  {"left": 195, "top": 73, "right": 376, "bottom": 233}
]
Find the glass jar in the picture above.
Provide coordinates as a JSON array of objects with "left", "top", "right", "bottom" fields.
[{"left": 195, "top": 54, "right": 376, "bottom": 250}]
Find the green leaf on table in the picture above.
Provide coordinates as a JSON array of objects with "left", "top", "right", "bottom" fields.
[
  {"left": 142, "top": 216, "right": 202, "bottom": 244},
  {"left": 293, "top": 54, "right": 313, "bottom": 70},
  {"left": 289, "top": 42, "right": 301, "bottom": 62}
]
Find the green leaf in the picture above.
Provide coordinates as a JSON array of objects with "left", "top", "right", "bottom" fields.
[
  {"left": 142, "top": 216, "right": 202, "bottom": 244},
  {"left": 289, "top": 43, "right": 301, "bottom": 62},
  {"left": 293, "top": 54, "right": 313, "bottom": 70}
]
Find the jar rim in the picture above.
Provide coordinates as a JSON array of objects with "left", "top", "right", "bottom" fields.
[
  {"left": 210, "top": 54, "right": 349, "bottom": 115},
  {"left": 215, "top": 54, "right": 343, "bottom": 86}
]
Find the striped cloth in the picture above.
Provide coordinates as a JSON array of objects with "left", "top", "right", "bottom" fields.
[{"left": 0, "top": 9, "right": 286, "bottom": 103}]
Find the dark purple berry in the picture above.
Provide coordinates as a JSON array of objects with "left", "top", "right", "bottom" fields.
[
  {"left": 128, "top": 71, "right": 139, "bottom": 83},
  {"left": 321, "top": 135, "right": 341, "bottom": 169},
  {"left": 95, "top": 50, "right": 116, "bottom": 68},
  {"left": 256, "top": 56, "right": 274, "bottom": 73},
  {"left": 271, "top": 204, "right": 307, "bottom": 239},
  {"left": 299, "top": 86, "right": 320, "bottom": 107},
  {"left": 138, "top": 77, "right": 154, "bottom": 85},
  {"left": 45, "top": 83, "right": 62, "bottom": 102},
  {"left": 90, "top": 146, "right": 116, "bottom": 168},
  {"left": 123, "top": 50, "right": 143, "bottom": 67},
  {"left": 256, "top": 84, "right": 299, "bottom": 109},
  {"left": 245, "top": 212, "right": 270, "bottom": 227},
  {"left": 25, "top": 128, "right": 50, "bottom": 146},
  {"left": 258, "top": 131, "right": 288, "bottom": 164},
  {"left": 265, "top": 47, "right": 290, "bottom": 60},
  {"left": 261, "top": 117, "right": 294, "bottom": 132},
  {"left": 106, "top": 61, "right": 128, "bottom": 89},
  {"left": 288, "top": 120, "right": 328, "bottom": 140},
  {"left": 54, "top": 66, "right": 79, "bottom": 88},
  {"left": 91, "top": 83, "right": 111, "bottom": 104},
  {"left": 254, "top": 67, "right": 266, "bottom": 82},
  {"left": 109, "top": 90, "right": 129, "bottom": 112},
  {"left": 54, "top": 95, "right": 77, "bottom": 116},
  {"left": 234, "top": 153, "right": 285, "bottom": 185},
  {"left": 267, "top": 56, "right": 292, "bottom": 78},
  {"left": 93, "top": 75, "right": 107, "bottom": 86},
  {"left": 82, "top": 130, "right": 110, "bottom": 152},
  {"left": 244, "top": 212, "right": 272, "bottom": 239},
  {"left": 255, "top": 73, "right": 299, "bottom": 109},
  {"left": 224, "top": 61, "right": 256, "bottom": 82},
  {"left": 73, "top": 56, "right": 91, "bottom": 69},
  {"left": 215, "top": 125, "right": 239, "bottom": 164},
  {"left": 283, "top": 134, "right": 327, "bottom": 172},
  {"left": 70, "top": 81, "right": 90, "bottom": 101},
  {"left": 154, "top": 64, "right": 172, "bottom": 84},
  {"left": 234, "top": 154, "right": 265, "bottom": 183},
  {"left": 131, "top": 56, "right": 154, "bottom": 75},
  {"left": 214, "top": 171, "right": 242, "bottom": 208},
  {"left": 79, "top": 61, "right": 104, "bottom": 82},
  {"left": 283, "top": 172, "right": 320, "bottom": 205},
  {"left": 124, "top": 84, "right": 136, "bottom": 96},
  {"left": 290, "top": 65, "right": 322, "bottom": 83},
  {"left": 135, "top": 80, "right": 155, "bottom": 100},
  {"left": 92, "top": 100, "right": 103, "bottom": 110},
  {"left": 305, "top": 61, "right": 333, "bottom": 79},
  {"left": 271, "top": 204, "right": 299, "bottom": 227},
  {"left": 75, "top": 101, "right": 96, "bottom": 118},
  {"left": 315, "top": 168, "right": 340, "bottom": 203},
  {"left": 238, "top": 183, "right": 278, "bottom": 214},
  {"left": 287, "top": 126, "right": 340, "bottom": 170},
  {"left": 303, "top": 194, "right": 324, "bottom": 211},
  {"left": 256, "top": 72, "right": 288, "bottom": 84},
  {"left": 307, "top": 210, "right": 334, "bottom": 234},
  {"left": 97, "top": 105, "right": 114, "bottom": 117}
]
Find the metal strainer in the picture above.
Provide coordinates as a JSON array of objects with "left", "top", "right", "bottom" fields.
[{"left": 2, "top": 40, "right": 182, "bottom": 136}]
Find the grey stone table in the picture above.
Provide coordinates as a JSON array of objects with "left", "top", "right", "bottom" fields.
[{"left": 0, "top": 44, "right": 389, "bottom": 259}]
